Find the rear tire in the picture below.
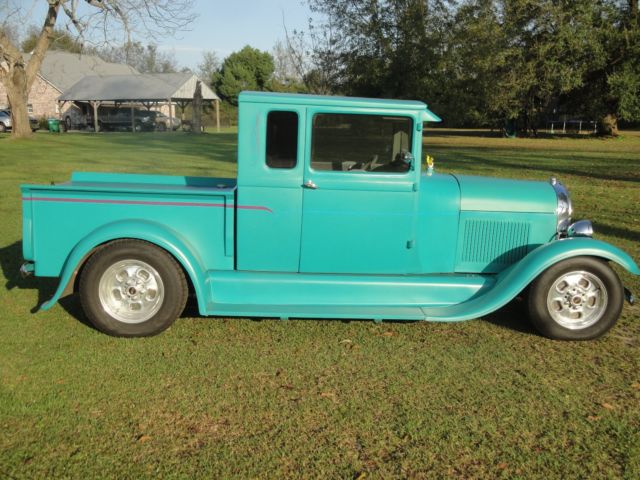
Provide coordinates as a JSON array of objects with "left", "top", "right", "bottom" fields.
[
  {"left": 0, "top": 123, "right": 6, "bottom": 133},
  {"left": 157, "top": 122, "right": 167, "bottom": 132},
  {"left": 528, "top": 257, "right": 623, "bottom": 340},
  {"left": 79, "top": 240, "right": 188, "bottom": 337}
]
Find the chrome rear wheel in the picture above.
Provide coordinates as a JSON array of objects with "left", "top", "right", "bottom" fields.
[
  {"left": 98, "top": 259, "right": 165, "bottom": 324},
  {"left": 80, "top": 240, "right": 188, "bottom": 337}
]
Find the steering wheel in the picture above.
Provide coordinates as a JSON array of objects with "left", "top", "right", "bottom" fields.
[{"left": 362, "top": 154, "right": 379, "bottom": 171}]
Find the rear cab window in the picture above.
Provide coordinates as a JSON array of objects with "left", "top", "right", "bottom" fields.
[{"left": 266, "top": 111, "right": 298, "bottom": 169}]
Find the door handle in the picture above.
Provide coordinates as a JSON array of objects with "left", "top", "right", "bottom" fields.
[{"left": 303, "top": 179, "right": 318, "bottom": 190}]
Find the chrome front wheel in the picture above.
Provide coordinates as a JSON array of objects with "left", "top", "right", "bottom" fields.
[
  {"left": 528, "top": 257, "right": 624, "bottom": 340},
  {"left": 546, "top": 271, "right": 608, "bottom": 330}
]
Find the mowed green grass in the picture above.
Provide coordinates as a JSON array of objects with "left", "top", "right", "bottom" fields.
[{"left": 0, "top": 129, "right": 639, "bottom": 479}]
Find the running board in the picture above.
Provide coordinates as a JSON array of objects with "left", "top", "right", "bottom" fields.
[{"left": 207, "top": 303, "right": 427, "bottom": 321}]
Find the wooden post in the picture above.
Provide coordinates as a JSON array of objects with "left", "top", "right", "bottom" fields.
[
  {"left": 131, "top": 105, "right": 135, "bottom": 133},
  {"left": 168, "top": 99, "right": 173, "bottom": 131},
  {"left": 92, "top": 101, "right": 100, "bottom": 133},
  {"left": 192, "top": 81, "right": 203, "bottom": 134},
  {"left": 215, "top": 99, "right": 220, "bottom": 133}
]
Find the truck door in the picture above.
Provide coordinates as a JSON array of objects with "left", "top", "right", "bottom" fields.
[
  {"left": 236, "top": 106, "right": 306, "bottom": 272},
  {"left": 299, "top": 109, "right": 419, "bottom": 274}
]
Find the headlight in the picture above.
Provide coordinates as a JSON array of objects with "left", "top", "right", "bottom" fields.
[{"left": 550, "top": 177, "right": 572, "bottom": 236}]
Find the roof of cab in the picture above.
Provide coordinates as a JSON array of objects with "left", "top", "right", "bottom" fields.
[{"left": 239, "top": 91, "right": 429, "bottom": 111}]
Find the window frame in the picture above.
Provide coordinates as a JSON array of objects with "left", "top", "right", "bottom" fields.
[
  {"left": 265, "top": 109, "right": 300, "bottom": 170},
  {"left": 308, "top": 111, "right": 415, "bottom": 175}
]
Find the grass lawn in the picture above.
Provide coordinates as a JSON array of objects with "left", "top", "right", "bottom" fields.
[{"left": 0, "top": 129, "right": 638, "bottom": 479}]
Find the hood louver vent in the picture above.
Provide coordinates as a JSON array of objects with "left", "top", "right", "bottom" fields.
[{"left": 458, "top": 219, "right": 531, "bottom": 272}]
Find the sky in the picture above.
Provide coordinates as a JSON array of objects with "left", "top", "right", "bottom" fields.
[
  {"left": 24, "top": 0, "right": 315, "bottom": 71},
  {"left": 158, "top": 0, "right": 314, "bottom": 69}
]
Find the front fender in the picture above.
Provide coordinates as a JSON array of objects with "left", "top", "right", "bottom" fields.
[
  {"left": 425, "top": 238, "right": 639, "bottom": 321},
  {"left": 40, "top": 219, "right": 209, "bottom": 314}
]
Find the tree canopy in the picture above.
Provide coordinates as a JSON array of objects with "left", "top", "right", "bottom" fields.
[
  {"left": 213, "top": 46, "right": 275, "bottom": 105},
  {"left": 307, "top": 0, "right": 640, "bottom": 134}
]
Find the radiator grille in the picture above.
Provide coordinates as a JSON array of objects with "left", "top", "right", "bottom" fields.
[{"left": 460, "top": 219, "right": 530, "bottom": 266}]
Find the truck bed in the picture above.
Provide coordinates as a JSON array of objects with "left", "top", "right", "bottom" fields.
[{"left": 21, "top": 172, "right": 237, "bottom": 277}]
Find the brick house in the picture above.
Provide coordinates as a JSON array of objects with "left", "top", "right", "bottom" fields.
[{"left": 0, "top": 51, "right": 138, "bottom": 119}]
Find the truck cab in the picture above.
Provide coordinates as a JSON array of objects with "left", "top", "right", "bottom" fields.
[
  {"left": 20, "top": 92, "right": 639, "bottom": 339},
  {"left": 236, "top": 92, "right": 435, "bottom": 274}
]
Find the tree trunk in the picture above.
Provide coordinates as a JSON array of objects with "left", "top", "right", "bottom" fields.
[
  {"left": 0, "top": 2, "right": 59, "bottom": 138},
  {"left": 5, "top": 67, "right": 32, "bottom": 138},
  {"left": 600, "top": 114, "right": 619, "bottom": 136},
  {"left": 192, "top": 81, "right": 203, "bottom": 134}
]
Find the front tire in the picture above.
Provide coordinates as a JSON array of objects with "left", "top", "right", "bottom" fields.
[
  {"left": 79, "top": 240, "right": 188, "bottom": 337},
  {"left": 528, "top": 257, "right": 624, "bottom": 340}
]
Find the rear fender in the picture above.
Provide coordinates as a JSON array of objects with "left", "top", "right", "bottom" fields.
[
  {"left": 428, "top": 238, "right": 639, "bottom": 321},
  {"left": 40, "top": 219, "right": 209, "bottom": 314}
]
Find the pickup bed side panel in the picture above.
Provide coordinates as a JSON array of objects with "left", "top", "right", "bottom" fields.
[
  {"left": 39, "top": 219, "right": 211, "bottom": 314},
  {"left": 24, "top": 187, "right": 234, "bottom": 278}
]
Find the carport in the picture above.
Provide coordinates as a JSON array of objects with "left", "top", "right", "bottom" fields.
[{"left": 58, "top": 72, "right": 221, "bottom": 132}]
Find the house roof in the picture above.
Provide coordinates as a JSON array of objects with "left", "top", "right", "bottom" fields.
[
  {"left": 58, "top": 72, "right": 220, "bottom": 102},
  {"left": 26, "top": 51, "right": 139, "bottom": 92}
]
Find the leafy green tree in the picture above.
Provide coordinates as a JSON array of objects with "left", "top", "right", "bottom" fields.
[
  {"left": 308, "top": 0, "right": 452, "bottom": 100},
  {"left": 307, "top": 0, "right": 639, "bottom": 134},
  {"left": 565, "top": 0, "right": 639, "bottom": 135},
  {"left": 490, "top": 1, "right": 608, "bottom": 134},
  {"left": 214, "top": 46, "right": 275, "bottom": 104}
]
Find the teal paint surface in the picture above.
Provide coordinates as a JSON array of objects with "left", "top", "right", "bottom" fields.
[
  {"left": 455, "top": 175, "right": 557, "bottom": 213},
  {"left": 236, "top": 100, "right": 306, "bottom": 271},
  {"left": 39, "top": 219, "right": 210, "bottom": 314},
  {"left": 421, "top": 238, "right": 640, "bottom": 321},
  {"left": 22, "top": 173, "right": 235, "bottom": 277},
  {"left": 20, "top": 91, "right": 639, "bottom": 322},
  {"left": 415, "top": 173, "right": 460, "bottom": 273},
  {"left": 207, "top": 270, "right": 492, "bottom": 308},
  {"left": 298, "top": 104, "right": 423, "bottom": 274},
  {"left": 455, "top": 211, "right": 557, "bottom": 273}
]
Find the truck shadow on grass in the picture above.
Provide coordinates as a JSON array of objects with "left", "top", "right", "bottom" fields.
[
  {"left": 1, "top": 240, "right": 537, "bottom": 336},
  {"left": 481, "top": 297, "right": 538, "bottom": 335},
  {"left": 1, "top": 241, "right": 58, "bottom": 314}
]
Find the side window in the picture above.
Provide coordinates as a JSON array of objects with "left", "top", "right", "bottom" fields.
[
  {"left": 311, "top": 113, "right": 413, "bottom": 173},
  {"left": 266, "top": 111, "right": 298, "bottom": 169}
]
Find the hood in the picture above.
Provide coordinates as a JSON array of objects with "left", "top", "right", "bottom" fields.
[{"left": 453, "top": 174, "right": 556, "bottom": 214}]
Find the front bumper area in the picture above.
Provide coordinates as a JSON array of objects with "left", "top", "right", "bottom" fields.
[
  {"left": 20, "top": 261, "right": 34, "bottom": 278},
  {"left": 625, "top": 287, "right": 636, "bottom": 305}
]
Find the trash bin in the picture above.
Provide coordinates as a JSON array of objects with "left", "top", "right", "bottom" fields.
[{"left": 47, "top": 118, "right": 60, "bottom": 133}]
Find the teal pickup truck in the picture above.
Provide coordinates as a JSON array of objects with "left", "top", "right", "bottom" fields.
[{"left": 21, "top": 92, "right": 638, "bottom": 339}]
